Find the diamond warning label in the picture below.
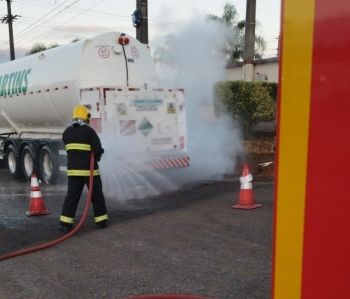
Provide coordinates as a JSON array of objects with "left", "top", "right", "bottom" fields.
[
  {"left": 120, "top": 120, "right": 136, "bottom": 136},
  {"left": 138, "top": 118, "right": 153, "bottom": 137}
]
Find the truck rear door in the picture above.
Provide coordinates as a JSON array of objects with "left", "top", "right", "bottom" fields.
[{"left": 104, "top": 87, "right": 187, "bottom": 157}]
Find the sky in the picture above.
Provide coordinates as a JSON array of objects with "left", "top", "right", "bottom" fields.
[{"left": 0, "top": 0, "right": 281, "bottom": 63}]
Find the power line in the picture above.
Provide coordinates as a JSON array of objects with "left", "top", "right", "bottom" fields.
[
  {"left": 0, "top": 0, "right": 188, "bottom": 52},
  {"left": 1, "top": 0, "right": 118, "bottom": 48},
  {"left": 1, "top": 0, "right": 180, "bottom": 52},
  {"left": 14, "top": 0, "right": 185, "bottom": 25},
  {"left": 0, "top": 0, "right": 104, "bottom": 57},
  {"left": 1, "top": 1, "right": 279, "bottom": 60},
  {"left": 29, "top": 0, "right": 107, "bottom": 42},
  {"left": 0, "top": 0, "right": 79, "bottom": 57},
  {"left": 0, "top": 0, "right": 74, "bottom": 53},
  {"left": 0, "top": 0, "right": 84, "bottom": 55},
  {"left": 12, "top": 0, "right": 78, "bottom": 42}
]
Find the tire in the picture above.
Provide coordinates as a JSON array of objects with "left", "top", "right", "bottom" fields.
[
  {"left": 20, "top": 144, "right": 37, "bottom": 180},
  {"left": 6, "top": 144, "right": 23, "bottom": 179},
  {"left": 38, "top": 145, "right": 59, "bottom": 184}
]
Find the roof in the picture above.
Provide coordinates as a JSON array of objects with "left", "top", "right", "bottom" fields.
[{"left": 227, "top": 57, "right": 279, "bottom": 69}]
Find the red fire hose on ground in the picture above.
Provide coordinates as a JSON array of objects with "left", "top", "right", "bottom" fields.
[
  {"left": 1, "top": 155, "right": 211, "bottom": 299},
  {"left": 0, "top": 153, "right": 95, "bottom": 261}
]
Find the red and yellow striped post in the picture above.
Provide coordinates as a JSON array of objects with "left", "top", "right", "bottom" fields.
[{"left": 273, "top": 0, "right": 350, "bottom": 298}]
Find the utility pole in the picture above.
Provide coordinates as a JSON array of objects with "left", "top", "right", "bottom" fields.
[
  {"left": 243, "top": 0, "right": 256, "bottom": 81},
  {"left": 1, "top": 0, "right": 19, "bottom": 61},
  {"left": 135, "top": 0, "right": 148, "bottom": 44}
]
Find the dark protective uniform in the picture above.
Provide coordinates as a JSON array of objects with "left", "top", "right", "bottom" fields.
[{"left": 60, "top": 122, "right": 108, "bottom": 229}]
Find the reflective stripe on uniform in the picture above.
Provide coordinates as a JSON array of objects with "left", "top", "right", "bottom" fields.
[
  {"left": 60, "top": 215, "right": 74, "bottom": 224},
  {"left": 67, "top": 169, "right": 100, "bottom": 176},
  {"left": 95, "top": 214, "right": 108, "bottom": 223},
  {"left": 65, "top": 143, "right": 91, "bottom": 151}
]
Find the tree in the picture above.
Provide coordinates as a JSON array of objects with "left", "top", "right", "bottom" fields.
[
  {"left": 26, "top": 42, "right": 59, "bottom": 55},
  {"left": 207, "top": 2, "right": 238, "bottom": 26},
  {"left": 207, "top": 2, "right": 266, "bottom": 62},
  {"left": 215, "top": 81, "right": 276, "bottom": 138}
]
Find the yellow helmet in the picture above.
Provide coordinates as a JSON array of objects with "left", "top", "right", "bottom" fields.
[{"left": 72, "top": 105, "right": 91, "bottom": 122}]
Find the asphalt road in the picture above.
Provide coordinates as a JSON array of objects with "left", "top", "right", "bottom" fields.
[{"left": 0, "top": 165, "right": 274, "bottom": 299}]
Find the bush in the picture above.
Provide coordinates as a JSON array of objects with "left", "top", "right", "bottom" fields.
[
  {"left": 215, "top": 81, "right": 277, "bottom": 138},
  {"left": 261, "top": 82, "right": 278, "bottom": 100}
]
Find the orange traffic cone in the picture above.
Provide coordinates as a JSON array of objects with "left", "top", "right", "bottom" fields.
[
  {"left": 26, "top": 173, "right": 50, "bottom": 216},
  {"left": 232, "top": 163, "right": 262, "bottom": 209}
]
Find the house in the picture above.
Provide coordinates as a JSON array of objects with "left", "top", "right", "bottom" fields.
[{"left": 226, "top": 57, "right": 278, "bottom": 83}]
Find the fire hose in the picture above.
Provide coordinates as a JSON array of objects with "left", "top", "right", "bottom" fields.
[{"left": 0, "top": 153, "right": 95, "bottom": 261}]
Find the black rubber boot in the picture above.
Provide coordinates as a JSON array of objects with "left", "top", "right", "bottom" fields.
[
  {"left": 59, "top": 225, "right": 73, "bottom": 234},
  {"left": 96, "top": 220, "right": 108, "bottom": 229}
]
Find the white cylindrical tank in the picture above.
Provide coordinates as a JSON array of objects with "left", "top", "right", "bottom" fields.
[{"left": 0, "top": 32, "right": 157, "bottom": 134}]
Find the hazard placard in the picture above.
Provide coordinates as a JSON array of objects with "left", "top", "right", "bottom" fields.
[
  {"left": 119, "top": 120, "right": 136, "bottom": 136},
  {"left": 167, "top": 103, "right": 176, "bottom": 114},
  {"left": 137, "top": 118, "right": 153, "bottom": 137}
]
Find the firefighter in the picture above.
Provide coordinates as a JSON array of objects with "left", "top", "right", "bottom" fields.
[{"left": 59, "top": 105, "right": 108, "bottom": 233}]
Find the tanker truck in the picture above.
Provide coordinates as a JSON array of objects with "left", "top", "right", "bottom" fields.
[{"left": 0, "top": 32, "right": 189, "bottom": 184}]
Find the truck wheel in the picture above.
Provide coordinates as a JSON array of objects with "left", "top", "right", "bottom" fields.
[
  {"left": 20, "top": 144, "right": 37, "bottom": 180},
  {"left": 38, "top": 145, "right": 59, "bottom": 184},
  {"left": 6, "top": 144, "right": 23, "bottom": 179}
]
